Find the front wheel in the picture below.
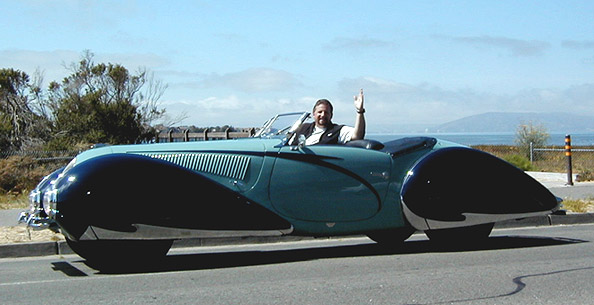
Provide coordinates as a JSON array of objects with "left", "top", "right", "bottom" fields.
[{"left": 66, "top": 238, "right": 173, "bottom": 268}]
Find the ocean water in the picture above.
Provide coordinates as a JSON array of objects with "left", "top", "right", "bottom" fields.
[{"left": 368, "top": 133, "right": 594, "bottom": 146}]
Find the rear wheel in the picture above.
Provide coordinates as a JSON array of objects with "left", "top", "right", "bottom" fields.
[
  {"left": 425, "top": 223, "right": 494, "bottom": 245},
  {"left": 66, "top": 238, "right": 173, "bottom": 268}
]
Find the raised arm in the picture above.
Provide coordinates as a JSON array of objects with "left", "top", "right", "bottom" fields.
[{"left": 352, "top": 89, "right": 366, "bottom": 140}]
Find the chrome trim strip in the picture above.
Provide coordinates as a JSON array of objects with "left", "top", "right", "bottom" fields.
[
  {"left": 402, "top": 199, "right": 557, "bottom": 231},
  {"left": 80, "top": 226, "right": 99, "bottom": 240},
  {"left": 424, "top": 211, "right": 556, "bottom": 230},
  {"left": 80, "top": 224, "right": 294, "bottom": 241},
  {"left": 401, "top": 202, "right": 430, "bottom": 231}
]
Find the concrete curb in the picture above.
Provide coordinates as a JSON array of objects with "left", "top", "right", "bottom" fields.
[{"left": 2, "top": 213, "right": 593, "bottom": 259}]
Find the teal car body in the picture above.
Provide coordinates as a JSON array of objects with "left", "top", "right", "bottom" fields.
[{"left": 20, "top": 112, "right": 560, "bottom": 265}]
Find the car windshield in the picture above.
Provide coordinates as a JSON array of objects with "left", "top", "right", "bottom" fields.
[{"left": 254, "top": 112, "right": 311, "bottom": 139}]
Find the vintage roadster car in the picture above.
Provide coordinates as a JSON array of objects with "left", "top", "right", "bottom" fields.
[{"left": 20, "top": 112, "right": 560, "bottom": 265}]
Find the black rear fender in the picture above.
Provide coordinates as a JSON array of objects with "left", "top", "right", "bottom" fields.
[{"left": 401, "top": 147, "right": 559, "bottom": 230}]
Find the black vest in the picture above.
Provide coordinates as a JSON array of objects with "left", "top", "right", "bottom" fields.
[{"left": 295, "top": 122, "right": 344, "bottom": 145}]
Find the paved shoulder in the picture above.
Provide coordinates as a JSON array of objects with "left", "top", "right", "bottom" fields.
[
  {"left": 0, "top": 209, "right": 22, "bottom": 227},
  {"left": 549, "top": 182, "right": 594, "bottom": 200}
]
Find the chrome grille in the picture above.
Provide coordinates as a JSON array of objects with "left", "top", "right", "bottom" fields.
[{"left": 138, "top": 153, "right": 250, "bottom": 180}]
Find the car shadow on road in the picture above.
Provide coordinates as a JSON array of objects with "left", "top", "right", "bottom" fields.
[{"left": 74, "top": 234, "right": 586, "bottom": 274}]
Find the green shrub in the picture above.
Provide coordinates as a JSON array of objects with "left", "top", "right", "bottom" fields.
[
  {"left": 503, "top": 154, "right": 534, "bottom": 171},
  {"left": 515, "top": 122, "right": 549, "bottom": 158}
]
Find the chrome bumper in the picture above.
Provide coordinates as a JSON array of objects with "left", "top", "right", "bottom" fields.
[
  {"left": 18, "top": 210, "right": 57, "bottom": 231},
  {"left": 17, "top": 189, "right": 59, "bottom": 232}
]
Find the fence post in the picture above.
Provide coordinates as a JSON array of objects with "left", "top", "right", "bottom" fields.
[
  {"left": 565, "top": 134, "right": 573, "bottom": 186},
  {"left": 529, "top": 142, "right": 534, "bottom": 163}
]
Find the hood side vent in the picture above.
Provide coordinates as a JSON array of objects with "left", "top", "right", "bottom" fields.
[{"left": 137, "top": 153, "right": 250, "bottom": 181}]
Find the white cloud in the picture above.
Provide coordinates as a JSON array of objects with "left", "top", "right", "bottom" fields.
[
  {"left": 0, "top": 49, "right": 80, "bottom": 84},
  {"left": 201, "top": 68, "right": 303, "bottom": 93},
  {"left": 562, "top": 40, "right": 594, "bottom": 50},
  {"left": 0, "top": 49, "right": 170, "bottom": 87},
  {"left": 448, "top": 35, "right": 551, "bottom": 57},
  {"left": 162, "top": 94, "right": 315, "bottom": 127},
  {"left": 156, "top": 77, "right": 594, "bottom": 131},
  {"left": 509, "top": 85, "right": 594, "bottom": 114},
  {"left": 335, "top": 77, "right": 594, "bottom": 129}
]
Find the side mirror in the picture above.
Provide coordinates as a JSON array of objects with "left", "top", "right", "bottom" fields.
[
  {"left": 298, "top": 134, "right": 306, "bottom": 147},
  {"left": 291, "top": 134, "right": 307, "bottom": 151}
]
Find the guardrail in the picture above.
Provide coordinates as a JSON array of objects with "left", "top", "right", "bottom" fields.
[
  {"left": 0, "top": 129, "right": 257, "bottom": 161},
  {"left": 156, "top": 128, "right": 256, "bottom": 143}
]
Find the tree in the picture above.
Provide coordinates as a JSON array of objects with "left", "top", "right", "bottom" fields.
[
  {"left": 47, "top": 51, "right": 167, "bottom": 148},
  {"left": 0, "top": 68, "right": 51, "bottom": 151},
  {"left": 515, "top": 121, "right": 550, "bottom": 158}
]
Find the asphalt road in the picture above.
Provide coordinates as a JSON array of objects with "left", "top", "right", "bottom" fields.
[{"left": 1, "top": 224, "right": 593, "bottom": 305}]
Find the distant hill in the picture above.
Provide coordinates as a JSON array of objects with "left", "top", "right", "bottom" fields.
[{"left": 430, "top": 112, "right": 594, "bottom": 133}]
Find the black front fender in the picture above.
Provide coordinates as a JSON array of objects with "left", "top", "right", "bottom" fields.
[{"left": 52, "top": 153, "right": 290, "bottom": 240}]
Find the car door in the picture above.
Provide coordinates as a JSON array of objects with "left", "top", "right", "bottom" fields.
[{"left": 269, "top": 145, "right": 392, "bottom": 222}]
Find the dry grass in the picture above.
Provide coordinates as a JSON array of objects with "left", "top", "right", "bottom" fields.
[
  {"left": 0, "top": 156, "right": 63, "bottom": 194},
  {"left": 0, "top": 192, "right": 29, "bottom": 210},
  {"left": 474, "top": 145, "right": 594, "bottom": 180},
  {"left": 562, "top": 198, "right": 594, "bottom": 213}
]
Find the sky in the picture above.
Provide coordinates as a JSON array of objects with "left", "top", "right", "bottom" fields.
[{"left": 1, "top": 0, "right": 593, "bottom": 132}]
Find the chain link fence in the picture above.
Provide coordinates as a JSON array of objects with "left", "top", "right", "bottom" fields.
[
  {"left": 0, "top": 150, "right": 79, "bottom": 161},
  {"left": 473, "top": 144, "right": 594, "bottom": 181},
  {"left": 0, "top": 150, "right": 80, "bottom": 193},
  {"left": 532, "top": 146, "right": 594, "bottom": 180}
]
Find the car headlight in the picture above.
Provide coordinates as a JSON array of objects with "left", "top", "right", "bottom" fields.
[
  {"left": 28, "top": 189, "right": 42, "bottom": 214},
  {"left": 43, "top": 188, "right": 58, "bottom": 217}
]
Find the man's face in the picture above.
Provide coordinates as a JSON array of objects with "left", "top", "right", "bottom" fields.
[{"left": 313, "top": 104, "right": 333, "bottom": 128}]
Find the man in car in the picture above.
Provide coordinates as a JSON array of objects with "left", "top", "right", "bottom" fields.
[{"left": 294, "top": 89, "right": 366, "bottom": 145}]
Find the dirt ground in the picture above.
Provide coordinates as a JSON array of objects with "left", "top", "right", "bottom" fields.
[{"left": 0, "top": 225, "right": 64, "bottom": 245}]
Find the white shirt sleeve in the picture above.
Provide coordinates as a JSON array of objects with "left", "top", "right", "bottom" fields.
[{"left": 338, "top": 126, "right": 355, "bottom": 144}]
